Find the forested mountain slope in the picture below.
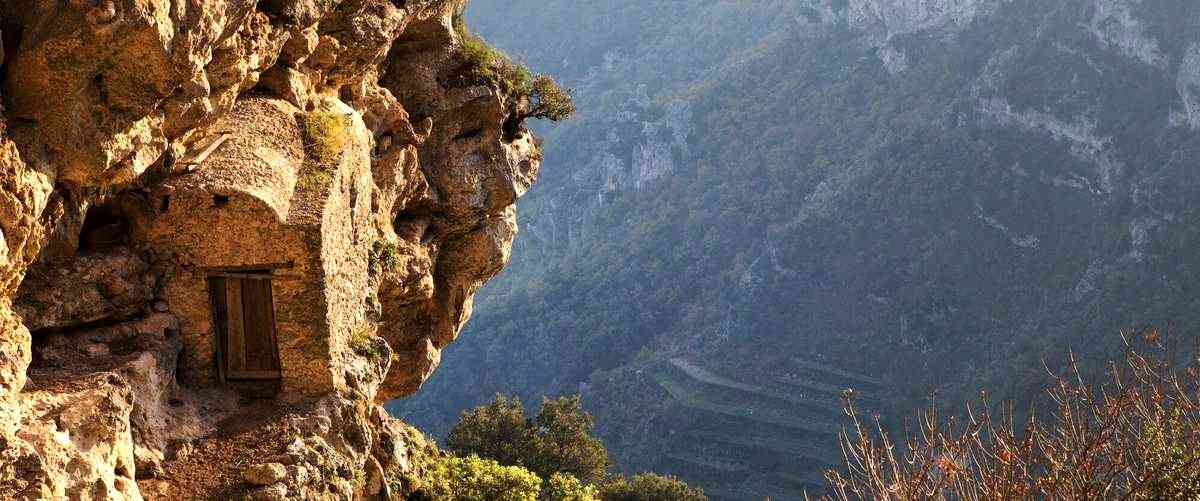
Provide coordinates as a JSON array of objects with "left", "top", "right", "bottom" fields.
[{"left": 394, "top": 1, "right": 1200, "bottom": 498}]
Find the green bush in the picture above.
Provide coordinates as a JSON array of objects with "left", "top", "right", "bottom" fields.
[
  {"left": 598, "top": 473, "right": 707, "bottom": 501},
  {"left": 453, "top": 14, "right": 574, "bottom": 124},
  {"left": 445, "top": 394, "right": 530, "bottom": 469},
  {"left": 544, "top": 472, "right": 599, "bottom": 501},
  {"left": 446, "top": 394, "right": 610, "bottom": 484},
  {"left": 455, "top": 14, "right": 532, "bottom": 97},
  {"left": 418, "top": 455, "right": 542, "bottom": 501},
  {"left": 370, "top": 240, "right": 399, "bottom": 272},
  {"left": 438, "top": 395, "right": 704, "bottom": 500}
]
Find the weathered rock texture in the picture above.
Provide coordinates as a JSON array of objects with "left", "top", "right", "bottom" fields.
[{"left": 0, "top": 0, "right": 542, "bottom": 498}]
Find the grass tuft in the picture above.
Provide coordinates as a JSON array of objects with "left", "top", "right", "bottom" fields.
[
  {"left": 454, "top": 14, "right": 533, "bottom": 98},
  {"left": 302, "top": 110, "right": 351, "bottom": 165},
  {"left": 350, "top": 325, "right": 387, "bottom": 359}
]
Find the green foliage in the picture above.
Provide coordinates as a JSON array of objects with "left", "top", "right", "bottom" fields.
[
  {"left": 597, "top": 473, "right": 707, "bottom": 501},
  {"left": 370, "top": 240, "right": 399, "bottom": 272},
  {"left": 528, "top": 395, "right": 609, "bottom": 483},
  {"left": 417, "top": 455, "right": 543, "bottom": 501},
  {"left": 544, "top": 473, "right": 599, "bottom": 501},
  {"left": 445, "top": 394, "right": 530, "bottom": 467},
  {"left": 454, "top": 14, "right": 533, "bottom": 98},
  {"left": 522, "top": 75, "right": 576, "bottom": 122},
  {"left": 435, "top": 396, "right": 700, "bottom": 499},
  {"left": 296, "top": 164, "right": 333, "bottom": 192},
  {"left": 1138, "top": 409, "right": 1200, "bottom": 499},
  {"left": 301, "top": 110, "right": 351, "bottom": 165},
  {"left": 349, "top": 325, "right": 386, "bottom": 359},
  {"left": 446, "top": 394, "right": 610, "bottom": 484},
  {"left": 454, "top": 13, "right": 573, "bottom": 124}
]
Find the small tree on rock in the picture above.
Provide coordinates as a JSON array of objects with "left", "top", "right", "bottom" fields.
[{"left": 519, "top": 75, "right": 576, "bottom": 123}]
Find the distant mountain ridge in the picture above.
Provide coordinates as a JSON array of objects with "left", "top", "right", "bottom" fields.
[{"left": 394, "top": 0, "right": 1200, "bottom": 498}]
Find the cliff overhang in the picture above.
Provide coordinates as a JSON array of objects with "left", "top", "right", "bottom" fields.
[{"left": 0, "top": 0, "right": 542, "bottom": 498}]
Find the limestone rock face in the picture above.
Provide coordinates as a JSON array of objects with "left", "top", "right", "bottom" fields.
[
  {"left": 11, "top": 313, "right": 206, "bottom": 499},
  {"left": 0, "top": 0, "right": 545, "bottom": 497},
  {"left": 372, "top": 6, "right": 542, "bottom": 398},
  {"left": 846, "top": 0, "right": 999, "bottom": 39},
  {"left": 15, "top": 248, "right": 154, "bottom": 332}
]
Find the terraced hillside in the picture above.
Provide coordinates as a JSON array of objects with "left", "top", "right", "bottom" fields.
[{"left": 645, "top": 358, "right": 884, "bottom": 500}]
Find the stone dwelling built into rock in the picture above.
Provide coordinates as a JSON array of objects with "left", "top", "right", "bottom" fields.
[{"left": 137, "top": 97, "right": 377, "bottom": 398}]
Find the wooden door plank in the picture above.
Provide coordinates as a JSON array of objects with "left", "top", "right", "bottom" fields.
[
  {"left": 208, "top": 277, "right": 229, "bottom": 380},
  {"left": 263, "top": 280, "right": 283, "bottom": 372},
  {"left": 241, "top": 279, "right": 270, "bottom": 371},
  {"left": 239, "top": 278, "right": 284, "bottom": 373},
  {"left": 225, "top": 278, "right": 246, "bottom": 372}
]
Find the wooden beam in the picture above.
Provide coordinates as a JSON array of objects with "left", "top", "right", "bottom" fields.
[
  {"left": 223, "top": 370, "right": 283, "bottom": 380},
  {"left": 204, "top": 272, "right": 302, "bottom": 281},
  {"left": 177, "top": 134, "right": 232, "bottom": 170},
  {"left": 202, "top": 262, "right": 295, "bottom": 272}
]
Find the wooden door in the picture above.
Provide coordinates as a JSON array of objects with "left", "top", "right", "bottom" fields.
[{"left": 208, "top": 275, "right": 283, "bottom": 381}]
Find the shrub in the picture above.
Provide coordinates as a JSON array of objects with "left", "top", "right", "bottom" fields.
[
  {"left": 824, "top": 328, "right": 1200, "bottom": 500},
  {"left": 528, "top": 395, "right": 610, "bottom": 483},
  {"left": 454, "top": 15, "right": 532, "bottom": 97},
  {"left": 302, "top": 110, "right": 351, "bottom": 165},
  {"left": 296, "top": 165, "right": 333, "bottom": 192},
  {"left": 544, "top": 472, "right": 599, "bottom": 501},
  {"left": 370, "top": 240, "right": 399, "bottom": 273},
  {"left": 453, "top": 15, "right": 574, "bottom": 125},
  {"left": 598, "top": 473, "right": 708, "bottom": 501},
  {"left": 446, "top": 394, "right": 611, "bottom": 484},
  {"left": 418, "top": 455, "right": 542, "bottom": 501}
]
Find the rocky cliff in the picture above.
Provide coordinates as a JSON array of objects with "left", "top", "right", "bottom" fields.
[{"left": 0, "top": 0, "right": 542, "bottom": 498}]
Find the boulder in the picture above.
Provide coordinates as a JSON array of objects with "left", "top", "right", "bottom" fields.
[{"left": 242, "top": 463, "right": 287, "bottom": 486}]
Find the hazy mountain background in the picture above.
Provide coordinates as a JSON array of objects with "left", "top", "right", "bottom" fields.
[{"left": 392, "top": 1, "right": 1200, "bottom": 498}]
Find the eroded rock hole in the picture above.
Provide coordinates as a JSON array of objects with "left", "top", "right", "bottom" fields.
[
  {"left": 502, "top": 113, "right": 523, "bottom": 142},
  {"left": 78, "top": 200, "right": 129, "bottom": 254},
  {"left": 24, "top": 313, "right": 146, "bottom": 383},
  {"left": 256, "top": 0, "right": 289, "bottom": 25},
  {"left": 453, "top": 127, "right": 483, "bottom": 141},
  {"left": 0, "top": 23, "right": 23, "bottom": 86},
  {"left": 393, "top": 213, "right": 432, "bottom": 244},
  {"left": 212, "top": 194, "right": 229, "bottom": 207},
  {"left": 14, "top": 189, "right": 164, "bottom": 389},
  {"left": 92, "top": 73, "right": 108, "bottom": 103}
]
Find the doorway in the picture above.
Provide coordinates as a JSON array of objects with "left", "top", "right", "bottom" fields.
[{"left": 207, "top": 272, "right": 283, "bottom": 381}]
